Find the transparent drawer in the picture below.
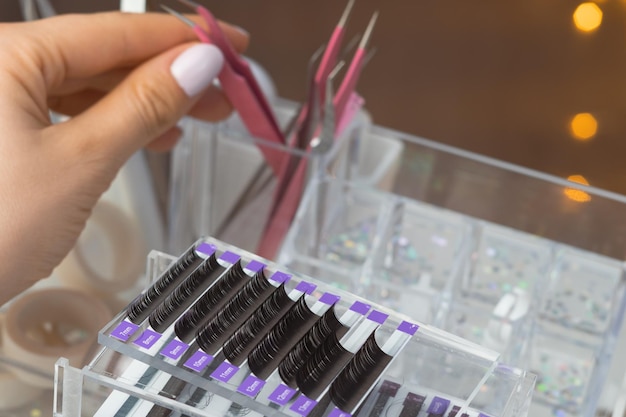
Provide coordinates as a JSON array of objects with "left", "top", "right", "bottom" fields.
[
  {"left": 279, "top": 122, "right": 626, "bottom": 417},
  {"left": 168, "top": 98, "right": 372, "bottom": 257},
  {"left": 54, "top": 239, "right": 535, "bottom": 417}
]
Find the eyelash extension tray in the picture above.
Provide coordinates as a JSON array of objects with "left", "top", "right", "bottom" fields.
[{"left": 52, "top": 237, "right": 536, "bottom": 417}]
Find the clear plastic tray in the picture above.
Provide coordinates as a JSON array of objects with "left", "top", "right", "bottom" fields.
[
  {"left": 54, "top": 239, "right": 535, "bottom": 417},
  {"left": 168, "top": 99, "right": 372, "bottom": 256},
  {"left": 279, "top": 124, "right": 626, "bottom": 417}
]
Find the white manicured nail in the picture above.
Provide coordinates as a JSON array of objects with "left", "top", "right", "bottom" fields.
[
  {"left": 233, "top": 25, "right": 249, "bottom": 37},
  {"left": 171, "top": 44, "right": 224, "bottom": 97}
]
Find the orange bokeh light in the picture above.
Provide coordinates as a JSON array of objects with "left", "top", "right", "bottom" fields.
[
  {"left": 564, "top": 175, "right": 591, "bottom": 202},
  {"left": 573, "top": 3, "right": 603, "bottom": 32},
  {"left": 570, "top": 113, "right": 598, "bottom": 141}
]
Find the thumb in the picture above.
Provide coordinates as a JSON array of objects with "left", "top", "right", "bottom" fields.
[{"left": 57, "top": 42, "right": 224, "bottom": 161}]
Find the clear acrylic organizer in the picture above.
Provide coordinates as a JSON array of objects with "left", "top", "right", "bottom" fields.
[
  {"left": 167, "top": 98, "right": 372, "bottom": 256},
  {"left": 53, "top": 238, "right": 535, "bottom": 417},
  {"left": 45, "top": 99, "right": 626, "bottom": 417},
  {"left": 279, "top": 124, "right": 626, "bottom": 417}
]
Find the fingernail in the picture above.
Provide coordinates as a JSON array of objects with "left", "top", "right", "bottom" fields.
[
  {"left": 171, "top": 43, "right": 224, "bottom": 97},
  {"left": 233, "top": 25, "right": 249, "bottom": 37}
]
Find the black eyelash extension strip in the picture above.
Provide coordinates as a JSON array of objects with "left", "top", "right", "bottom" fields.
[
  {"left": 149, "top": 282, "right": 309, "bottom": 417},
  {"left": 247, "top": 294, "right": 320, "bottom": 379},
  {"left": 278, "top": 306, "right": 343, "bottom": 386},
  {"left": 296, "top": 310, "right": 387, "bottom": 399},
  {"left": 144, "top": 375, "right": 187, "bottom": 417},
  {"left": 142, "top": 340, "right": 211, "bottom": 417},
  {"left": 174, "top": 260, "right": 253, "bottom": 342},
  {"left": 397, "top": 393, "right": 426, "bottom": 417},
  {"left": 367, "top": 380, "right": 402, "bottom": 417},
  {"left": 329, "top": 333, "right": 392, "bottom": 411},
  {"left": 330, "top": 321, "right": 418, "bottom": 413},
  {"left": 195, "top": 270, "right": 290, "bottom": 354},
  {"left": 447, "top": 405, "right": 461, "bottom": 417},
  {"left": 143, "top": 263, "right": 275, "bottom": 417},
  {"left": 125, "top": 243, "right": 214, "bottom": 324},
  {"left": 148, "top": 253, "right": 224, "bottom": 333},
  {"left": 222, "top": 281, "right": 315, "bottom": 366},
  {"left": 278, "top": 300, "right": 368, "bottom": 387}
]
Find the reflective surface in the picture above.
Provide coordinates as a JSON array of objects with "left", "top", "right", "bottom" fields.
[
  {"left": 194, "top": 0, "right": 626, "bottom": 196},
  {"left": 3, "top": 0, "right": 626, "bottom": 195}
]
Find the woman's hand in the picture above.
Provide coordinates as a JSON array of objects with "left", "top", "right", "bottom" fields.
[{"left": 0, "top": 12, "right": 247, "bottom": 304}]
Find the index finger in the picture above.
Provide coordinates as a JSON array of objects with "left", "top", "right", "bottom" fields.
[{"left": 8, "top": 11, "right": 248, "bottom": 88}]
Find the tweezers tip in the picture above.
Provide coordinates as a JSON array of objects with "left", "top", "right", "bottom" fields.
[
  {"left": 363, "top": 46, "right": 378, "bottom": 68},
  {"left": 338, "top": 0, "right": 356, "bottom": 28},
  {"left": 161, "top": 4, "right": 193, "bottom": 26},
  {"left": 329, "top": 61, "right": 346, "bottom": 81},
  {"left": 368, "top": 11, "right": 380, "bottom": 27},
  {"left": 308, "top": 43, "right": 326, "bottom": 68},
  {"left": 359, "top": 11, "right": 379, "bottom": 49},
  {"left": 178, "top": 0, "right": 200, "bottom": 8}
]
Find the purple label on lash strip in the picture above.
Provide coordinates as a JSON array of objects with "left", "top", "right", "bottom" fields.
[
  {"left": 478, "top": 414, "right": 492, "bottom": 417},
  {"left": 160, "top": 339, "right": 189, "bottom": 360},
  {"left": 398, "top": 321, "right": 419, "bottom": 335},
  {"left": 110, "top": 321, "right": 140, "bottom": 342},
  {"left": 245, "top": 260, "right": 265, "bottom": 273},
  {"left": 268, "top": 384, "right": 297, "bottom": 405},
  {"left": 296, "top": 281, "right": 316, "bottom": 294},
  {"left": 210, "top": 362, "right": 239, "bottom": 383},
  {"left": 237, "top": 375, "right": 265, "bottom": 397},
  {"left": 427, "top": 396, "right": 450, "bottom": 416},
  {"left": 183, "top": 350, "right": 213, "bottom": 372},
  {"left": 220, "top": 251, "right": 240, "bottom": 264},
  {"left": 270, "top": 271, "right": 291, "bottom": 284},
  {"left": 133, "top": 329, "right": 162, "bottom": 349},
  {"left": 319, "top": 293, "right": 340, "bottom": 305},
  {"left": 328, "top": 408, "right": 351, "bottom": 417},
  {"left": 196, "top": 243, "right": 216, "bottom": 256},
  {"left": 289, "top": 395, "right": 318, "bottom": 416},
  {"left": 349, "top": 301, "right": 371, "bottom": 315},
  {"left": 367, "top": 310, "right": 389, "bottom": 324}
]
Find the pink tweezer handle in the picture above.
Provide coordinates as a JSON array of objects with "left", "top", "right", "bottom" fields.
[
  {"left": 336, "top": 92, "right": 364, "bottom": 137},
  {"left": 257, "top": 155, "right": 309, "bottom": 259},
  {"left": 194, "top": 5, "right": 284, "bottom": 145},
  {"left": 333, "top": 47, "right": 366, "bottom": 123},
  {"left": 315, "top": 26, "right": 345, "bottom": 104},
  {"left": 218, "top": 63, "right": 285, "bottom": 175}
]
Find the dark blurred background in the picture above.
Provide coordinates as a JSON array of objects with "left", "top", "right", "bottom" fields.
[{"left": 3, "top": 0, "right": 626, "bottom": 195}]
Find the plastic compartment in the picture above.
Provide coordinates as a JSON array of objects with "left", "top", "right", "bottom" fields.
[
  {"left": 168, "top": 98, "right": 372, "bottom": 256},
  {"left": 361, "top": 198, "right": 472, "bottom": 323},
  {"left": 527, "top": 248, "right": 625, "bottom": 417},
  {"left": 354, "top": 129, "right": 405, "bottom": 190},
  {"left": 441, "top": 224, "right": 554, "bottom": 365},
  {"left": 280, "top": 180, "right": 473, "bottom": 318},
  {"left": 279, "top": 124, "right": 626, "bottom": 417},
  {"left": 281, "top": 180, "right": 473, "bottom": 322},
  {"left": 54, "top": 239, "right": 535, "bottom": 417},
  {"left": 459, "top": 224, "right": 553, "bottom": 307}
]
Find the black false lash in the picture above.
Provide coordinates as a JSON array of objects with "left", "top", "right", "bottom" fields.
[
  {"left": 195, "top": 270, "right": 276, "bottom": 354},
  {"left": 126, "top": 245, "right": 204, "bottom": 324},
  {"left": 148, "top": 253, "right": 223, "bottom": 333},
  {"left": 174, "top": 261, "right": 250, "bottom": 342}
]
